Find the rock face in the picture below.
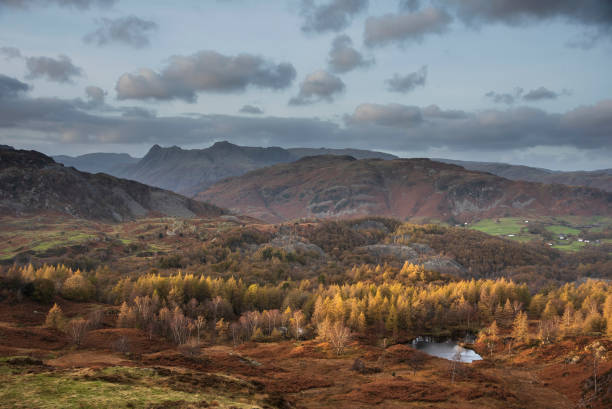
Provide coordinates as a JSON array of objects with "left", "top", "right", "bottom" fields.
[
  {"left": 196, "top": 155, "right": 612, "bottom": 223},
  {"left": 437, "top": 158, "right": 612, "bottom": 193},
  {"left": 53, "top": 141, "right": 396, "bottom": 197},
  {"left": 0, "top": 147, "right": 225, "bottom": 222}
]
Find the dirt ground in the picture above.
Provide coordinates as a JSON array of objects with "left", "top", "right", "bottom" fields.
[{"left": 0, "top": 299, "right": 610, "bottom": 409}]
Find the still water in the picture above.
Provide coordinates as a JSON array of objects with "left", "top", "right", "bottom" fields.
[{"left": 411, "top": 336, "right": 482, "bottom": 363}]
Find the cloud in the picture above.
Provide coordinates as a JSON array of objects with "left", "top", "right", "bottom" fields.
[
  {"left": 85, "top": 85, "right": 106, "bottom": 105},
  {"left": 346, "top": 103, "right": 423, "bottom": 127},
  {"left": 1, "top": 75, "right": 610, "bottom": 164},
  {"left": 83, "top": 15, "right": 158, "bottom": 48},
  {"left": 523, "top": 86, "right": 569, "bottom": 101},
  {"left": 444, "top": 0, "right": 612, "bottom": 27},
  {"left": 400, "top": 0, "right": 420, "bottom": 12},
  {"left": 364, "top": 7, "right": 452, "bottom": 47},
  {"left": 327, "top": 34, "right": 373, "bottom": 73},
  {"left": 300, "top": 0, "right": 368, "bottom": 33},
  {"left": 0, "top": 74, "right": 30, "bottom": 98},
  {"left": 443, "top": 0, "right": 612, "bottom": 47},
  {"left": 422, "top": 104, "right": 467, "bottom": 119},
  {"left": 385, "top": 66, "right": 427, "bottom": 93},
  {"left": 115, "top": 50, "right": 296, "bottom": 102},
  {"left": 0, "top": 46, "right": 22, "bottom": 60},
  {"left": 239, "top": 105, "right": 264, "bottom": 114},
  {"left": 485, "top": 87, "right": 523, "bottom": 105},
  {"left": 25, "top": 54, "right": 83, "bottom": 83},
  {"left": 0, "top": 0, "right": 116, "bottom": 10},
  {"left": 289, "top": 70, "right": 345, "bottom": 105},
  {"left": 486, "top": 86, "right": 570, "bottom": 104}
]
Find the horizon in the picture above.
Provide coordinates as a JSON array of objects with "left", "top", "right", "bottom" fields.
[{"left": 1, "top": 1, "right": 611, "bottom": 171}]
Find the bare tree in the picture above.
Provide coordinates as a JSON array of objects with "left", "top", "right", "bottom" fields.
[
  {"left": 450, "top": 348, "right": 463, "bottom": 384},
  {"left": 66, "top": 318, "right": 89, "bottom": 346},
  {"left": 585, "top": 341, "right": 607, "bottom": 397},
  {"left": 170, "top": 307, "right": 191, "bottom": 345},
  {"left": 328, "top": 321, "right": 351, "bottom": 356},
  {"left": 291, "top": 310, "right": 305, "bottom": 340},
  {"left": 195, "top": 315, "right": 206, "bottom": 343}
]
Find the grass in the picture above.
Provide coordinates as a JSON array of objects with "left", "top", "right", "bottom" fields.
[
  {"left": 552, "top": 241, "right": 587, "bottom": 252},
  {"left": 545, "top": 225, "right": 581, "bottom": 236},
  {"left": 0, "top": 364, "right": 260, "bottom": 409},
  {"left": 470, "top": 218, "right": 525, "bottom": 236}
]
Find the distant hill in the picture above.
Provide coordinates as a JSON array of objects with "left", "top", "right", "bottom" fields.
[
  {"left": 53, "top": 152, "right": 139, "bottom": 175},
  {"left": 53, "top": 141, "right": 396, "bottom": 197},
  {"left": 436, "top": 158, "right": 612, "bottom": 192},
  {"left": 0, "top": 147, "right": 225, "bottom": 222},
  {"left": 288, "top": 147, "right": 396, "bottom": 160},
  {"left": 196, "top": 155, "right": 612, "bottom": 223}
]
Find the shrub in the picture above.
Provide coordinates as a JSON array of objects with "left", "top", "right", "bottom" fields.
[
  {"left": 61, "top": 272, "right": 95, "bottom": 301},
  {"left": 31, "top": 278, "right": 56, "bottom": 303},
  {"left": 45, "top": 303, "right": 65, "bottom": 330}
]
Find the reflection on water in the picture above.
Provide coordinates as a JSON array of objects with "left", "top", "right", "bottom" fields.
[{"left": 411, "top": 336, "right": 482, "bottom": 363}]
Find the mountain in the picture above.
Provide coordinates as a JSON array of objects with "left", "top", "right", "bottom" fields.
[
  {"left": 195, "top": 155, "right": 612, "bottom": 223},
  {"left": 52, "top": 142, "right": 396, "bottom": 197},
  {"left": 436, "top": 158, "right": 612, "bottom": 192},
  {"left": 287, "top": 147, "right": 396, "bottom": 160},
  {"left": 53, "top": 152, "right": 139, "bottom": 175},
  {"left": 0, "top": 147, "right": 225, "bottom": 222}
]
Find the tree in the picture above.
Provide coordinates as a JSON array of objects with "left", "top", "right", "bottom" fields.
[
  {"left": 585, "top": 341, "right": 606, "bottom": 397},
  {"left": 328, "top": 321, "right": 351, "bottom": 356},
  {"left": 291, "top": 310, "right": 305, "bottom": 340},
  {"left": 66, "top": 318, "right": 89, "bottom": 346},
  {"left": 45, "top": 303, "right": 65, "bottom": 330},
  {"left": 512, "top": 311, "right": 529, "bottom": 344},
  {"left": 195, "top": 315, "right": 206, "bottom": 343}
]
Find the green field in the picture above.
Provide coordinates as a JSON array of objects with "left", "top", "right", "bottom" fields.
[
  {"left": 545, "top": 225, "right": 581, "bottom": 236},
  {"left": 470, "top": 218, "right": 525, "bottom": 236}
]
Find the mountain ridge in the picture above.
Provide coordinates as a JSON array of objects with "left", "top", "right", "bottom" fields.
[
  {"left": 1, "top": 147, "right": 225, "bottom": 222},
  {"left": 196, "top": 156, "right": 612, "bottom": 223}
]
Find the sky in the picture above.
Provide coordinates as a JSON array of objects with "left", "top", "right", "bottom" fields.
[{"left": 0, "top": 0, "right": 611, "bottom": 170}]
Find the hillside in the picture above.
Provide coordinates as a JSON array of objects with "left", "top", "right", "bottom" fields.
[
  {"left": 53, "top": 152, "right": 139, "bottom": 175},
  {"left": 0, "top": 146, "right": 224, "bottom": 222},
  {"left": 437, "top": 158, "right": 612, "bottom": 192},
  {"left": 196, "top": 155, "right": 612, "bottom": 223},
  {"left": 53, "top": 142, "right": 396, "bottom": 196}
]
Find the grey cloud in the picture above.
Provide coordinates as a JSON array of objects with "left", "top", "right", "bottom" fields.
[
  {"left": 85, "top": 85, "right": 106, "bottom": 105},
  {"left": 487, "top": 86, "right": 570, "bottom": 104},
  {"left": 386, "top": 66, "right": 427, "bottom": 93},
  {"left": 239, "top": 105, "right": 264, "bottom": 114},
  {"left": 523, "top": 86, "right": 569, "bottom": 101},
  {"left": 300, "top": 0, "right": 368, "bottom": 33},
  {"left": 289, "top": 70, "right": 345, "bottom": 105},
  {"left": 83, "top": 15, "right": 158, "bottom": 48},
  {"left": 25, "top": 54, "right": 83, "bottom": 83},
  {"left": 346, "top": 103, "right": 423, "bottom": 127},
  {"left": 120, "top": 106, "right": 156, "bottom": 118},
  {"left": 364, "top": 7, "right": 452, "bottom": 47},
  {"left": 0, "top": 46, "right": 22, "bottom": 60},
  {"left": 443, "top": 0, "right": 612, "bottom": 27},
  {"left": 485, "top": 88, "right": 523, "bottom": 105},
  {"left": 0, "top": 74, "right": 30, "bottom": 98},
  {"left": 0, "top": 0, "right": 116, "bottom": 9},
  {"left": 116, "top": 51, "right": 296, "bottom": 102},
  {"left": 443, "top": 0, "right": 612, "bottom": 47},
  {"left": 0, "top": 74, "right": 610, "bottom": 157},
  {"left": 422, "top": 104, "right": 467, "bottom": 119},
  {"left": 400, "top": 0, "right": 420, "bottom": 12},
  {"left": 328, "top": 34, "right": 373, "bottom": 73}
]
